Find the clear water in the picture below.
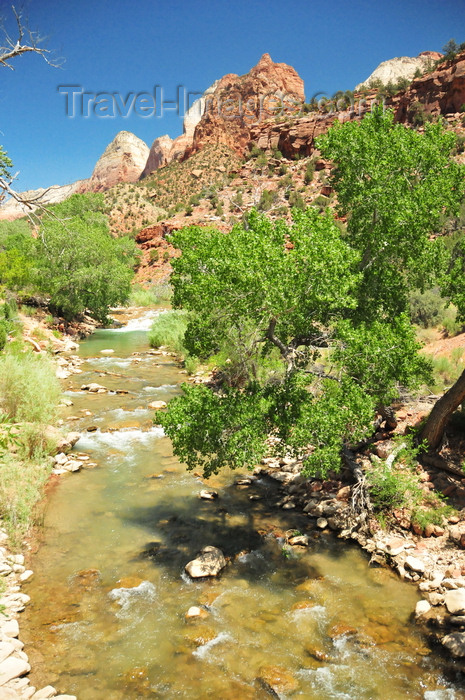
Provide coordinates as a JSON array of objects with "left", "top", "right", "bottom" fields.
[{"left": 20, "top": 310, "right": 465, "bottom": 699}]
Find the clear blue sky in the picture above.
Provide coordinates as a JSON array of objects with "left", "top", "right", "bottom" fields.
[{"left": 0, "top": 0, "right": 463, "bottom": 191}]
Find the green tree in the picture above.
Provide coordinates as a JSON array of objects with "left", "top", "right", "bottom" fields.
[
  {"left": 27, "top": 194, "right": 136, "bottom": 321},
  {"left": 161, "top": 107, "right": 465, "bottom": 479},
  {"left": 317, "top": 108, "right": 465, "bottom": 450},
  {"left": 317, "top": 109, "right": 463, "bottom": 318},
  {"left": 161, "top": 208, "right": 428, "bottom": 477}
]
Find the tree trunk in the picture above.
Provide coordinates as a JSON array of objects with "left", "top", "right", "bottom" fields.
[{"left": 418, "top": 368, "right": 465, "bottom": 450}]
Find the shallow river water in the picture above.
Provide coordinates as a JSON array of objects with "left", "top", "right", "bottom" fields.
[{"left": 20, "top": 310, "right": 465, "bottom": 699}]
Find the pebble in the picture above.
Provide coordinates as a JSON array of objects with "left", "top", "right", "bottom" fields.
[{"left": 316, "top": 518, "right": 328, "bottom": 529}]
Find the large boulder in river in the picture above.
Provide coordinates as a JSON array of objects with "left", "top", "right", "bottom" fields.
[{"left": 185, "top": 546, "right": 226, "bottom": 578}]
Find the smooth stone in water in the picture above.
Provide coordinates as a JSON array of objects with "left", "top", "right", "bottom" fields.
[
  {"left": 415, "top": 600, "right": 431, "bottom": 617},
  {"left": 199, "top": 490, "right": 218, "bottom": 500},
  {"left": 442, "top": 632, "right": 465, "bottom": 658},
  {"left": 99, "top": 349, "right": 114, "bottom": 355},
  {"left": 148, "top": 401, "right": 167, "bottom": 410},
  {"left": 316, "top": 518, "right": 328, "bottom": 529},
  {"left": 185, "top": 546, "right": 226, "bottom": 578}
]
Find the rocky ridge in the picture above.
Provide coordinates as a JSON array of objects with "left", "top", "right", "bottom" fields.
[
  {"left": 355, "top": 51, "right": 442, "bottom": 90},
  {"left": 83, "top": 130, "right": 149, "bottom": 192}
]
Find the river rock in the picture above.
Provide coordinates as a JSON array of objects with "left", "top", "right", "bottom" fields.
[
  {"left": 316, "top": 518, "right": 328, "bottom": 529},
  {"left": 415, "top": 600, "right": 431, "bottom": 617},
  {"left": 32, "top": 687, "right": 58, "bottom": 699},
  {"left": 185, "top": 546, "right": 226, "bottom": 578},
  {"left": 288, "top": 535, "right": 309, "bottom": 546},
  {"left": 0, "top": 642, "right": 14, "bottom": 664},
  {"left": 442, "top": 632, "right": 465, "bottom": 658},
  {"left": 405, "top": 556, "right": 425, "bottom": 574},
  {"left": 148, "top": 401, "right": 167, "bottom": 410},
  {"left": 199, "top": 490, "right": 218, "bottom": 500},
  {"left": 445, "top": 589, "right": 465, "bottom": 614},
  {"left": 0, "top": 656, "right": 30, "bottom": 685},
  {"left": 256, "top": 665, "right": 298, "bottom": 695},
  {"left": 185, "top": 606, "right": 209, "bottom": 620},
  {"left": 2, "top": 620, "right": 19, "bottom": 638},
  {"left": 99, "top": 349, "right": 114, "bottom": 355},
  {"left": 81, "top": 383, "right": 107, "bottom": 393}
]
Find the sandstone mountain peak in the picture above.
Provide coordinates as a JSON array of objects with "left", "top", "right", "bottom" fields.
[
  {"left": 356, "top": 51, "right": 443, "bottom": 90},
  {"left": 87, "top": 130, "right": 149, "bottom": 191}
]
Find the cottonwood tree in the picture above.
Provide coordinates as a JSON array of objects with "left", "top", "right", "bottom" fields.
[
  {"left": 160, "top": 207, "right": 428, "bottom": 478},
  {"left": 161, "top": 108, "right": 465, "bottom": 480},
  {"left": 317, "top": 108, "right": 465, "bottom": 451}
]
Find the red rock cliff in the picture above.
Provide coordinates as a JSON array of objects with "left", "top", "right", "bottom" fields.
[{"left": 185, "top": 53, "right": 305, "bottom": 159}]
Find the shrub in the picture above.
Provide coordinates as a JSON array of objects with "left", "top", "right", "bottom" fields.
[
  {"left": 148, "top": 311, "right": 188, "bottom": 353},
  {"left": 304, "top": 159, "right": 315, "bottom": 184},
  {"left": 0, "top": 453, "right": 53, "bottom": 546},
  {"left": 257, "top": 190, "right": 276, "bottom": 211},
  {"left": 149, "top": 249, "right": 160, "bottom": 262},
  {"left": 127, "top": 283, "right": 172, "bottom": 307},
  {"left": 409, "top": 287, "right": 445, "bottom": 327},
  {"left": 0, "top": 351, "right": 60, "bottom": 425}
]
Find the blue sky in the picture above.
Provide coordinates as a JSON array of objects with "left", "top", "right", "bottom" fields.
[{"left": 0, "top": 0, "right": 463, "bottom": 191}]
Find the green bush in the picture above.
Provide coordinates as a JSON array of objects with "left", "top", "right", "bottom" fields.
[
  {"left": 304, "top": 160, "right": 315, "bottom": 184},
  {"left": 0, "top": 322, "right": 7, "bottom": 351},
  {"left": 127, "top": 283, "right": 172, "bottom": 307},
  {"left": 149, "top": 249, "right": 160, "bottom": 262},
  {"left": 148, "top": 311, "right": 188, "bottom": 353},
  {"left": 409, "top": 287, "right": 445, "bottom": 327},
  {"left": 0, "top": 452, "right": 53, "bottom": 546},
  {"left": 0, "top": 351, "right": 60, "bottom": 425}
]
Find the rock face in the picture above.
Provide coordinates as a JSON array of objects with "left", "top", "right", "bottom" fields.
[
  {"left": 140, "top": 80, "right": 219, "bottom": 178},
  {"left": 140, "top": 134, "right": 174, "bottom": 178},
  {"left": 251, "top": 112, "right": 339, "bottom": 160},
  {"left": 396, "top": 51, "right": 465, "bottom": 121},
  {"left": 0, "top": 180, "right": 88, "bottom": 221},
  {"left": 355, "top": 51, "right": 442, "bottom": 89},
  {"left": 185, "top": 546, "right": 226, "bottom": 578},
  {"left": 86, "top": 131, "right": 149, "bottom": 191},
  {"left": 186, "top": 53, "right": 305, "bottom": 159}
]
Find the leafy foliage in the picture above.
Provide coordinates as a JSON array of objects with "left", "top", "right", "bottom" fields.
[
  {"left": 161, "top": 108, "right": 465, "bottom": 475},
  {"left": 317, "top": 109, "right": 463, "bottom": 317},
  {"left": 0, "top": 194, "right": 138, "bottom": 321}
]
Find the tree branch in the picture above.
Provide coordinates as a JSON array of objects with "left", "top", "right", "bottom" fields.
[{"left": 0, "top": 6, "right": 62, "bottom": 70}]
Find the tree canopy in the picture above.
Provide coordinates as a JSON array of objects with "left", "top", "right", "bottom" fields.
[
  {"left": 161, "top": 109, "right": 465, "bottom": 476},
  {"left": 0, "top": 193, "right": 138, "bottom": 321}
]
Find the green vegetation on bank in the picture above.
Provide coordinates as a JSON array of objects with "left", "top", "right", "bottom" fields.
[
  {"left": 0, "top": 347, "right": 61, "bottom": 545},
  {"left": 0, "top": 192, "right": 138, "bottom": 323},
  {"left": 159, "top": 109, "right": 465, "bottom": 485}
]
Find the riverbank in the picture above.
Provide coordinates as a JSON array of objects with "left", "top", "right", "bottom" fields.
[
  {"left": 6, "top": 306, "right": 465, "bottom": 697},
  {"left": 0, "top": 309, "right": 97, "bottom": 699},
  {"left": 253, "top": 430, "right": 465, "bottom": 664}
]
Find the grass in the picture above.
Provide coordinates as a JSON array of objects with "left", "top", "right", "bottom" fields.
[
  {"left": 0, "top": 348, "right": 62, "bottom": 547},
  {"left": 0, "top": 453, "right": 53, "bottom": 547},
  {"left": 0, "top": 350, "right": 61, "bottom": 426},
  {"left": 367, "top": 436, "right": 458, "bottom": 532},
  {"left": 127, "top": 283, "right": 172, "bottom": 307},
  {"left": 430, "top": 351, "right": 465, "bottom": 392},
  {"left": 148, "top": 310, "right": 188, "bottom": 353}
]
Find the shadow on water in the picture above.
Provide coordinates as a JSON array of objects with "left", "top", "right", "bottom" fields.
[{"left": 120, "top": 474, "right": 352, "bottom": 585}]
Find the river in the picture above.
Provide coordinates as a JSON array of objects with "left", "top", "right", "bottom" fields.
[{"left": 19, "top": 309, "right": 465, "bottom": 699}]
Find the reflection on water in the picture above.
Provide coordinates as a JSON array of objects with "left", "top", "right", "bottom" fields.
[{"left": 20, "top": 310, "right": 465, "bottom": 699}]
